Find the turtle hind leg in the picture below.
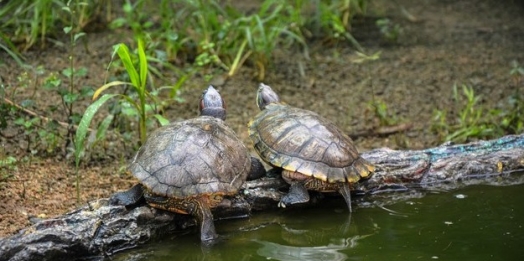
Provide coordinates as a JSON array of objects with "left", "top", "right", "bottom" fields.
[
  {"left": 147, "top": 195, "right": 219, "bottom": 242},
  {"left": 109, "top": 184, "right": 145, "bottom": 207},
  {"left": 278, "top": 182, "right": 310, "bottom": 208},
  {"left": 338, "top": 185, "right": 353, "bottom": 212},
  {"left": 145, "top": 194, "right": 219, "bottom": 242},
  {"left": 190, "top": 199, "right": 219, "bottom": 242}
]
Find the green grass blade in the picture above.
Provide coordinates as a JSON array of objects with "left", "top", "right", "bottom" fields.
[
  {"left": 0, "top": 33, "right": 26, "bottom": 67},
  {"left": 92, "top": 81, "right": 130, "bottom": 100},
  {"left": 244, "top": 27, "right": 254, "bottom": 49},
  {"left": 169, "top": 72, "right": 191, "bottom": 99},
  {"left": 116, "top": 43, "right": 140, "bottom": 88},
  {"left": 279, "top": 28, "right": 306, "bottom": 46},
  {"left": 343, "top": 32, "right": 364, "bottom": 52},
  {"left": 153, "top": 114, "right": 170, "bottom": 126},
  {"left": 254, "top": 15, "right": 267, "bottom": 46},
  {"left": 137, "top": 37, "right": 148, "bottom": 90},
  {"left": 229, "top": 39, "right": 248, "bottom": 76}
]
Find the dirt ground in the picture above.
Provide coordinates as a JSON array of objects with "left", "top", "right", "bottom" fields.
[{"left": 1, "top": 0, "right": 523, "bottom": 238}]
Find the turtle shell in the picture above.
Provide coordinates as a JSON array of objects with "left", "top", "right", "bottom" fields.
[
  {"left": 248, "top": 103, "right": 373, "bottom": 184},
  {"left": 130, "top": 116, "right": 251, "bottom": 199}
]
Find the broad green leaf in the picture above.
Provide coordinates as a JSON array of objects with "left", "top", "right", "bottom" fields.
[
  {"left": 74, "top": 93, "right": 118, "bottom": 167},
  {"left": 123, "top": 2, "right": 132, "bottom": 13},
  {"left": 43, "top": 76, "right": 61, "bottom": 89},
  {"left": 64, "top": 93, "right": 80, "bottom": 104},
  {"left": 76, "top": 67, "right": 88, "bottom": 77},
  {"left": 80, "top": 86, "right": 94, "bottom": 97},
  {"left": 109, "top": 18, "right": 127, "bottom": 29},
  {"left": 73, "top": 32, "right": 86, "bottom": 43},
  {"left": 96, "top": 114, "right": 114, "bottom": 141},
  {"left": 62, "top": 68, "right": 73, "bottom": 77},
  {"left": 153, "top": 114, "right": 170, "bottom": 126},
  {"left": 63, "top": 26, "right": 72, "bottom": 34},
  {"left": 13, "top": 117, "right": 26, "bottom": 126}
]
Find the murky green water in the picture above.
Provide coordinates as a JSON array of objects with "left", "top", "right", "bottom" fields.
[{"left": 114, "top": 184, "right": 524, "bottom": 261}]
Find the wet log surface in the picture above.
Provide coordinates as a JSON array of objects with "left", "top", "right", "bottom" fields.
[{"left": 1, "top": 135, "right": 523, "bottom": 261}]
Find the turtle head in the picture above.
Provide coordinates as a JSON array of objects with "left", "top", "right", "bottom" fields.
[
  {"left": 200, "top": 86, "right": 226, "bottom": 120},
  {"left": 257, "top": 83, "right": 280, "bottom": 110}
]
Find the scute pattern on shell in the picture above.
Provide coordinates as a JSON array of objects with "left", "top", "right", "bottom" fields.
[
  {"left": 249, "top": 103, "right": 371, "bottom": 183},
  {"left": 131, "top": 116, "right": 251, "bottom": 198}
]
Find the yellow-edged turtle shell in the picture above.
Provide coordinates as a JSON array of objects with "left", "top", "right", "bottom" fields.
[{"left": 248, "top": 103, "right": 374, "bottom": 184}]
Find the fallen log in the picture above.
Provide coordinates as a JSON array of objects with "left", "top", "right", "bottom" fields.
[{"left": 1, "top": 134, "right": 523, "bottom": 261}]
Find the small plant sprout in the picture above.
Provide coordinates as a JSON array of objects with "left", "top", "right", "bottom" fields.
[
  {"left": 376, "top": 18, "right": 403, "bottom": 43},
  {"left": 75, "top": 37, "right": 170, "bottom": 177},
  {"left": 431, "top": 84, "right": 523, "bottom": 143}
]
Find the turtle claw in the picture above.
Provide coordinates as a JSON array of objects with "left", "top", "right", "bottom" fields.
[{"left": 277, "top": 201, "right": 287, "bottom": 208}]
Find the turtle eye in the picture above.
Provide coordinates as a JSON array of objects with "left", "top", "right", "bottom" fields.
[
  {"left": 199, "top": 98, "right": 205, "bottom": 111},
  {"left": 199, "top": 88, "right": 209, "bottom": 111},
  {"left": 256, "top": 91, "right": 264, "bottom": 110},
  {"left": 221, "top": 97, "right": 226, "bottom": 110}
]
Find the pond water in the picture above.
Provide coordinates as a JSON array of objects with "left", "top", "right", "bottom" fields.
[{"left": 114, "top": 184, "right": 524, "bottom": 261}]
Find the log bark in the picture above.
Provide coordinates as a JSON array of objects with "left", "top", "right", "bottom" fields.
[{"left": 1, "top": 134, "right": 523, "bottom": 261}]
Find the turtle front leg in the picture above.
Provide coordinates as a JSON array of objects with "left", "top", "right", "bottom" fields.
[
  {"left": 338, "top": 184, "right": 353, "bottom": 212},
  {"left": 109, "top": 184, "right": 145, "bottom": 207},
  {"left": 247, "top": 156, "right": 267, "bottom": 181},
  {"left": 278, "top": 182, "right": 310, "bottom": 208}
]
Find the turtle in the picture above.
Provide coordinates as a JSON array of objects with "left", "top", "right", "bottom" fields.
[
  {"left": 110, "top": 86, "right": 265, "bottom": 242},
  {"left": 248, "top": 83, "right": 375, "bottom": 212}
]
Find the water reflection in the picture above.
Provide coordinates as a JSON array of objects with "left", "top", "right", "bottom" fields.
[
  {"left": 253, "top": 216, "right": 375, "bottom": 261},
  {"left": 114, "top": 199, "right": 379, "bottom": 261},
  {"left": 255, "top": 239, "right": 349, "bottom": 261}
]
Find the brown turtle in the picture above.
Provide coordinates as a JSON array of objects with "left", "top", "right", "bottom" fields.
[
  {"left": 110, "top": 86, "right": 265, "bottom": 242},
  {"left": 248, "top": 83, "right": 375, "bottom": 212}
]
